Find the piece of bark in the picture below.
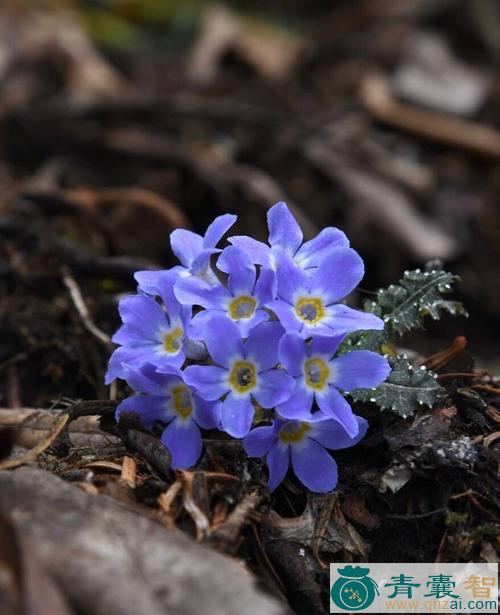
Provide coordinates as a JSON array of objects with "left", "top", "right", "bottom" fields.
[
  {"left": 0, "top": 408, "right": 122, "bottom": 452},
  {"left": 0, "top": 468, "right": 287, "bottom": 615},
  {"left": 265, "top": 541, "right": 324, "bottom": 615}
]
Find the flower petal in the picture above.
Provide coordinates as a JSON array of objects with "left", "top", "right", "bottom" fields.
[
  {"left": 237, "top": 310, "right": 269, "bottom": 338},
  {"left": 279, "top": 332, "right": 307, "bottom": 377},
  {"left": 117, "top": 294, "right": 167, "bottom": 340},
  {"left": 266, "top": 441, "right": 290, "bottom": 491},
  {"left": 152, "top": 349, "right": 186, "bottom": 370},
  {"left": 294, "top": 227, "right": 349, "bottom": 269},
  {"left": 267, "top": 202, "right": 303, "bottom": 256},
  {"left": 226, "top": 235, "right": 271, "bottom": 268},
  {"left": 108, "top": 338, "right": 186, "bottom": 377},
  {"left": 315, "top": 386, "right": 359, "bottom": 438},
  {"left": 161, "top": 418, "right": 202, "bottom": 469},
  {"left": 155, "top": 271, "right": 188, "bottom": 322},
  {"left": 268, "top": 299, "right": 301, "bottom": 333},
  {"left": 203, "top": 213, "right": 237, "bottom": 249},
  {"left": 116, "top": 395, "right": 174, "bottom": 428},
  {"left": 105, "top": 345, "right": 163, "bottom": 383},
  {"left": 217, "top": 246, "right": 256, "bottom": 296},
  {"left": 253, "top": 369, "right": 295, "bottom": 408},
  {"left": 243, "top": 424, "right": 277, "bottom": 457},
  {"left": 253, "top": 267, "right": 276, "bottom": 306},
  {"left": 310, "top": 248, "right": 364, "bottom": 304},
  {"left": 188, "top": 308, "right": 224, "bottom": 340},
  {"left": 170, "top": 229, "right": 203, "bottom": 267},
  {"left": 274, "top": 247, "right": 308, "bottom": 303},
  {"left": 310, "top": 334, "right": 345, "bottom": 358},
  {"left": 290, "top": 439, "right": 338, "bottom": 493},
  {"left": 183, "top": 365, "right": 229, "bottom": 400},
  {"left": 329, "top": 350, "right": 391, "bottom": 392},
  {"left": 184, "top": 338, "right": 209, "bottom": 361},
  {"left": 121, "top": 362, "right": 180, "bottom": 395},
  {"left": 325, "top": 305, "right": 385, "bottom": 336},
  {"left": 276, "top": 382, "right": 314, "bottom": 420},
  {"left": 309, "top": 415, "right": 368, "bottom": 450},
  {"left": 134, "top": 269, "right": 166, "bottom": 294},
  {"left": 201, "top": 316, "right": 244, "bottom": 367},
  {"left": 245, "top": 321, "right": 286, "bottom": 371},
  {"left": 295, "top": 320, "right": 339, "bottom": 339},
  {"left": 189, "top": 248, "right": 220, "bottom": 279},
  {"left": 193, "top": 396, "right": 221, "bottom": 430},
  {"left": 174, "top": 277, "right": 229, "bottom": 310},
  {"left": 220, "top": 394, "right": 254, "bottom": 437},
  {"left": 111, "top": 325, "right": 149, "bottom": 346}
]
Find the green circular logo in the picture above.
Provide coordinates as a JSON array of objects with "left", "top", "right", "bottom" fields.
[{"left": 331, "top": 566, "right": 379, "bottom": 611}]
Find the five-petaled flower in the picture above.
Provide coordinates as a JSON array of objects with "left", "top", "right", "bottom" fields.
[
  {"left": 105, "top": 271, "right": 191, "bottom": 383},
  {"left": 226, "top": 201, "right": 348, "bottom": 271},
  {"left": 174, "top": 246, "right": 274, "bottom": 337},
  {"left": 278, "top": 332, "right": 391, "bottom": 436},
  {"left": 116, "top": 363, "right": 220, "bottom": 469},
  {"left": 269, "top": 246, "right": 384, "bottom": 338},
  {"left": 135, "top": 213, "right": 237, "bottom": 293},
  {"left": 184, "top": 317, "right": 294, "bottom": 437},
  {"left": 244, "top": 414, "right": 368, "bottom": 492}
]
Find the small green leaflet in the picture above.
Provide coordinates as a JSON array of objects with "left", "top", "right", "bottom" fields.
[
  {"left": 365, "top": 261, "right": 467, "bottom": 337},
  {"left": 351, "top": 356, "right": 445, "bottom": 417}
]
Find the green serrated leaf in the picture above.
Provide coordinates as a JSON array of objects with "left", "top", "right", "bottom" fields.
[
  {"left": 350, "top": 356, "right": 445, "bottom": 417},
  {"left": 375, "top": 262, "right": 467, "bottom": 336},
  {"left": 338, "top": 328, "right": 389, "bottom": 354},
  {"left": 340, "top": 263, "right": 465, "bottom": 357}
]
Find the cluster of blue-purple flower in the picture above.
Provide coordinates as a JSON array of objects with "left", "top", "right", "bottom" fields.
[{"left": 106, "top": 203, "right": 391, "bottom": 493}]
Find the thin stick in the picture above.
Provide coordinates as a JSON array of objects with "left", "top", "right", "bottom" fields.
[
  {"left": 0, "top": 413, "right": 69, "bottom": 470},
  {"left": 62, "top": 269, "right": 112, "bottom": 348}
]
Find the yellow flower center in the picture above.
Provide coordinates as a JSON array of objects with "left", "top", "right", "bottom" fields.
[
  {"left": 279, "top": 422, "right": 311, "bottom": 444},
  {"left": 163, "top": 327, "right": 183, "bottom": 354},
  {"left": 304, "top": 357, "right": 329, "bottom": 390},
  {"left": 229, "top": 360, "right": 257, "bottom": 394},
  {"left": 295, "top": 297, "right": 325, "bottom": 324},
  {"left": 171, "top": 384, "right": 193, "bottom": 418},
  {"left": 228, "top": 295, "right": 257, "bottom": 320}
]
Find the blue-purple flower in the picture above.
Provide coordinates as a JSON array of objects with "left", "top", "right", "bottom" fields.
[
  {"left": 244, "top": 414, "right": 368, "bottom": 492},
  {"left": 227, "top": 201, "right": 348, "bottom": 271},
  {"left": 174, "top": 246, "right": 274, "bottom": 337},
  {"left": 269, "top": 246, "right": 384, "bottom": 338},
  {"left": 105, "top": 271, "right": 191, "bottom": 383},
  {"left": 135, "top": 213, "right": 237, "bottom": 292},
  {"left": 184, "top": 317, "right": 294, "bottom": 437},
  {"left": 278, "top": 333, "right": 390, "bottom": 436},
  {"left": 116, "top": 363, "right": 220, "bottom": 469}
]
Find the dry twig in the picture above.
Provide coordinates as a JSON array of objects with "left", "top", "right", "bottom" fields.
[
  {"left": 62, "top": 269, "right": 113, "bottom": 349},
  {"left": 0, "top": 413, "right": 69, "bottom": 471}
]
